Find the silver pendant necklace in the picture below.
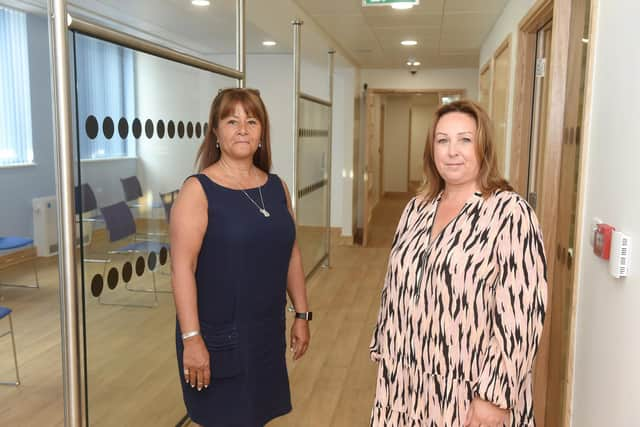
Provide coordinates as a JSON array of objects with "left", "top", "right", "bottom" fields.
[
  {"left": 221, "top": 161, "right": 270, "bottom": 218},
  {"left": 241, "top": 186, "right": 270, "bottom": 218}
]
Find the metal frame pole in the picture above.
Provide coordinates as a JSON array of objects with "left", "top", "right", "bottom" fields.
[
  {"left": 48, "top": 0, "right": 83, "bottom": 425},
  {"left": 324, "top": 50, "right": 335, "bottom": 268},
  {"left": 291, "top": 19, "right": 303, "bottom": 216},
  {"left": 236, "top": 0, "right": 245, "bottom": 88}
]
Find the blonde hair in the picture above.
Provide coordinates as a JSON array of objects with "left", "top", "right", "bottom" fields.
[
  {"left": 419, "top": 99, "right": 512, "bottom": 201},
  {"left": 196, "top": 88, "right": 271, "bottom": 173}
]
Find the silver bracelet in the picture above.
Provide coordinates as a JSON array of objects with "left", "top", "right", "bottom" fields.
[{"left": 181, "top": 330, "right": 201, "bottom": 340}]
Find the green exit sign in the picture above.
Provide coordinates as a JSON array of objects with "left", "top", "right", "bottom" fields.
[{"left": 363, "top": 0, "right": 419, "bottom": 6}]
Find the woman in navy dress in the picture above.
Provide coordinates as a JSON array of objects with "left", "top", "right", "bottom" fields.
[{"left": 171, "top": 88, "right": 312, "bottom": 426}]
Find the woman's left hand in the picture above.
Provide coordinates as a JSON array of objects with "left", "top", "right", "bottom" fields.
[
  {"left": 464, "top": 397, "right": 510, "bottom": 427},
  {"left": 290, "top": 318, "right": 310, "bottom": 360}
]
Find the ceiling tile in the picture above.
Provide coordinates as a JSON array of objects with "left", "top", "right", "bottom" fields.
[
  {"left": 361, "top": 0, "right": 445, "bottom": 16},
  {"left": 363, "top": 14, "right": 442, "bottom": 28},
  {"left": 288, "top": 0, "right": 505, "bottom": 68},
  {"left": 444, "top": 0, "right": 508, "bottom": 14},
  {"left": 294, "top": 0, "right": 363, "bottom": 15}
]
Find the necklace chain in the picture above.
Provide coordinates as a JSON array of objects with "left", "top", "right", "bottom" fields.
[{"left": 220, "top": 161, "right": 270, "bottom": 218}]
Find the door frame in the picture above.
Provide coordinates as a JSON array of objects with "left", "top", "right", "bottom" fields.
[
  {"left": 510, "top": 0, "right": 594, "bottom": 425},
  {"left": 490, "top": 35, "right": 513, "bottom": 175},
  {"left": 367, "top": 88, "right": 467, "bottom": 193},
  {"left": 359, "top": 88, "right": 465, "bottom": 246}
]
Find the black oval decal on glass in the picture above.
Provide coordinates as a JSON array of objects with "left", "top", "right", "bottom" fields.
[
  {"left": 195, "top": 122, "right": 202, "bottom": 138},
  {"left": 148, "top": 252, "right": 157, "bottom": 271},
  {"left": 103, "top": 117, "right": 114, "bottom": 139},
  {"left": 187, "top": 122, "right": 194, "bottom": 138},
  {"left": 157, "top": 120, "right": 165, "bottom": 139},
  {"left": 178, "top": 121, "right": 185, "bottom": 138},
  {"left": 91, "top": 274, "right": 104, "bottom": 297},
  {"left": 135, "top": 256, "right": 145, "bottom": 276},
  {"left": 86, "top": 115, "right": 99, "bottom": 139},
  {"left": 132, "top": 118, "right": 142, "bottom": 138},
  {"left": 145, "top": 119, "right": 154, "bottom": 139},
  {"left": 107, "top": 267, "right": 119, "bottom": 290},
  {"left": 159, "top": 246, "right": 168, "bottom": 265},
  {"left": 118, "top": 117, "right": 129, "bottom": 139},
  {"left": 122, "top": 261, "right": 133, "bottom": 283},
  {"left": 167, "top": 120, "right": 175, "bottom": 138}
]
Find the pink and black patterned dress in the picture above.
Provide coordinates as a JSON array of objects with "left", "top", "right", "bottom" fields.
[{"left": 370, "top": 190, "right": 547, "bottom": 427}]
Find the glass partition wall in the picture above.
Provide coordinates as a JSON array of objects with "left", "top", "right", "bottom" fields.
[
  {"left": 52, "top": 0, "right": 244, "bottom": 424},
  {"left": 296, "top": 98, "right": 331, "bottom": 275},
  {"left": 72, "top": 30, "right": 239, "bottom": 424},
  {"left": 293, "top": 20, "right": 334, "bottom": 278}
]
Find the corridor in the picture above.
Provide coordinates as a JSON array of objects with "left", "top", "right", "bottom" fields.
[{"left": 271, "top": 193, "right": 412, "bottom": 426}]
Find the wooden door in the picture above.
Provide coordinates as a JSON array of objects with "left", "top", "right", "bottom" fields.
[{"left": 544, "top": 0, "right": 592, "bottom": 425}]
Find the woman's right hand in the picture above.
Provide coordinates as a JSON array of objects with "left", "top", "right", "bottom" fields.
[{"left": 182, "top": 336, "right": 210, "bottom": 391}]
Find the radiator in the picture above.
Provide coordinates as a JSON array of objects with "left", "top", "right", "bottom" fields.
[{"left": 32, "top": 196, "right": 93, "bottom": 256}]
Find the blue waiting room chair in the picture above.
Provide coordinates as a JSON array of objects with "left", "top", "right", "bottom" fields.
[
  {"left": 121, "top": 176, "right": 162, "bottom": 217},
  {"left": 0, "top": 237, "right": 39, "bottom": 289},
  {"left": 75, "top": 183, "right": 103, "bottom": 223},
  {"left": 86, "top": 201, "right": 170, "bottom": 308},
  {"left": 0, "top": 306, "right": 20, "bottom": 386},
  {"left": 159, "top": 189, "right": 179, "bottom": 222}
]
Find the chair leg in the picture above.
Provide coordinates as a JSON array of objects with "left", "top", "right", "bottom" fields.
[
  {"left": 125, "top": 270, "right": 172, "bottom": 294},
  {"left": 0, "top": 256, "right": 40, "bottom": 289},
  {"left": 32, "top": 257, "right": 40, "bottom": 289},
  {"left": 98, "top": 261, "right": 158, "bottom": 309},
  {"left": 0, "top": 314, "right": 20, "bottom": 386}
]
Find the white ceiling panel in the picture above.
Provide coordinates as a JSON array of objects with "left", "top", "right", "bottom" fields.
[
  {"left": 361, "top": 0, "right": 445, "bottom": 16},
  {"left": 5, "top": 0, "right": 504, "bottom": 69},
  {"left": 445, "top": 0, "right": 507, "bottom": 14},
  {"left": 292, "top": 0, "right": 363, "bottom": 15},
  {"left": 363, "top": 14, "right": 443, "bottom": 28},
  {"left": 292, "top": 0, "right": 507, "bottom": 68}
]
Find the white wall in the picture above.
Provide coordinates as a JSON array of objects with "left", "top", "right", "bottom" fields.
[
  {"left": 333, "top": 67, "right": 356, "bottom": 236},
  {"left": 135, "top": 53, "right": 232, "bottom": 201},
  {"left": 370, "top": 94, "right": 382, "bottom": 208},
  {"left": 479, "top": 0, "right": 537, "bottom": 179},
  {"left": 360, "top": 68, "right": 479, "bottom": 100},
  {"left": 383, "top": 96, "right": 410, "bottom": 193},
  {"left": 571, "top": 1, "right": 640, "bottom": 425},
  {"left": 409, "top": 100, "right": 438, "bottom": 182},
  {"left": 245, "top": 55, "right": 356, "bottom": 234},
  {"left": 134, "top": 51, "right": 357, "bottom": 235},
  {"left": 339, "top": 67, "right": 357, "bottom": 237},
  {"left": 245, "top": 54, "right": 295, "bottom": 188}
]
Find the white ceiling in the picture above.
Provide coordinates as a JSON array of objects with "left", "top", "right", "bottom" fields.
[
  {"left": 291, "top": 0, "right": 509, "bottom": 68},
  {"left": 3, "top": 0, "right": 507, "bottom": 70}
]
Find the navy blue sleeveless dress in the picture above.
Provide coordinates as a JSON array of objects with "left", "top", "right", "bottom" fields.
[{"left": 176, "top": 173, "right": 295, "bottom": 426}]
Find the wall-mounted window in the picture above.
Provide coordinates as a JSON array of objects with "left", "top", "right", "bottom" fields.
[
  {"left": 74, "top": 33, "right": 136, "bottom": 160},
  {"left": 0, "top": 6, "right": 34, "bottom": 167}
]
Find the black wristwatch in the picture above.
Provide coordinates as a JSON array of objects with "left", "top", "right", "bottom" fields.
[{"left": 295, "top": 311, "right": 313, "bottom": 321}]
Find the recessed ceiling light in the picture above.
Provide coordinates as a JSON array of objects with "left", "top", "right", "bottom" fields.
[
  {"left": 262, "top": 40, "right": 277, "bottom": 47},
  {"left": 412, "top": 61, "right": 421, "bottom": 66},
  {"left": 401, "top": 40, "right": 418, "bottom": 46},
  {"left": 392, "top": 3, "right": 414, "bottom": 9},
  {"left": 192, "top": 0, "right": 210, "bottom": 6},
  {"left": 581, "top": 38, "right": 589, "bottom": 43}
]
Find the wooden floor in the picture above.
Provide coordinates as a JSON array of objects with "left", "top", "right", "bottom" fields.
[{"left": 0, "top": 193, "right": 411, "bottom": 426}]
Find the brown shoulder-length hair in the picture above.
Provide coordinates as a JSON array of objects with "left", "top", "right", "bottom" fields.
[
  {"left": 420, "top": 99, "right": 512, "bottom": 201},
  {"left": 196, "top": 88, "right": 272, "bottom": 173}
]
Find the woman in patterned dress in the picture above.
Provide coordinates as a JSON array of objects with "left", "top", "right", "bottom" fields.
[{"left": 370, "top": 100, "right": 547, "bottom": 427}]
